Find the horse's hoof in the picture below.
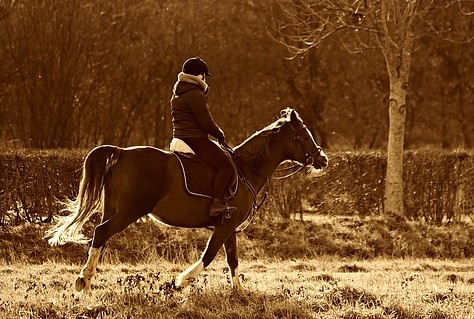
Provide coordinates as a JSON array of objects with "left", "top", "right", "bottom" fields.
[
  {"left": 231, "top": 286, "right": 245, "bottom": 295},
  {"left": 75, "top": 277, "right": 86, "bottom": 292},
  {"left": 175, "top": 275, "right": 190, "bottom": 288},
  {"left": 82, "top": 288, "right": 92, "bottom": 297},
  {"left": 232, "top": 283, "right": 244, "bottom": 292},
  {"left": 175, "top": 278, "right": 185, "bottom": 288}
]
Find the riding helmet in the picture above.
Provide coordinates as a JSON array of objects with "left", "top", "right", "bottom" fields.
[{"left": 182, "top": 57, "right": 212, "bottom": 76}]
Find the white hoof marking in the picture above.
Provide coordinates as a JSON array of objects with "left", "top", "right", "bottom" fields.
[{"left": 176, "top": 261, "right": 204, "bottom": 288}]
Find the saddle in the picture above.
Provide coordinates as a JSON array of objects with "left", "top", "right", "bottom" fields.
[{"left": 170, "top": 138, "right": 238, "bottom": 199}]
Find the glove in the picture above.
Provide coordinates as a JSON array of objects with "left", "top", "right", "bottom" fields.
[
  {"left": 218, "top": 134, "right": 225, "bottom": 144},
  {"left": 217, "top": 129, "right": 225, "bottom": 143}
]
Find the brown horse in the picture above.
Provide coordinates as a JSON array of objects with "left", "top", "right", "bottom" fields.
[{"left": 46, "top": 108, "right": 328, "bottom": 294}]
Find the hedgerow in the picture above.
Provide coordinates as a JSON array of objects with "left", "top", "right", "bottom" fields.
[
  {"left": 0, "top": 149, "right": 83, "bottom": 225},
  {"left": 0, "top": 149, "right": 473, "bottom": 224},
  {"left": 268, "top": 150, "right": 474, "bottom": 222}
]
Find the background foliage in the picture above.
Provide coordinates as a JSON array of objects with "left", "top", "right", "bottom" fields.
[{"left": 0, "top": 0, "right": 472, "bottom": 150}]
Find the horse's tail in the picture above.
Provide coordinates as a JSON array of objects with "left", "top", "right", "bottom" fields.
[{"left": 45, "top": 145, "right": 122, "bottom": 246}]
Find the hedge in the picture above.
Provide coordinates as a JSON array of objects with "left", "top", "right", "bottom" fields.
[
  {"left": 267, "top": 150, "right": 474, "bottom": 223},
  {"left": 0, "top": 149, "right": 83, "bottom": 224},
  {"left": 0, "top": 149, "right": 473, "bottom": 225}
]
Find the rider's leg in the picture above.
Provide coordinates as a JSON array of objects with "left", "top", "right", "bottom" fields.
[{"left": 181, "top": 137, "right": 234, "bottom": 214}]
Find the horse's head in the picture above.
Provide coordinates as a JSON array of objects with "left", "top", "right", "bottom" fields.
[{"left": 282, "top": 108, "right": 328, "bottom": 170}]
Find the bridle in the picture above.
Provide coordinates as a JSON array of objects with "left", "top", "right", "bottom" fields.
[
  {"left": 271, "top": 122, "right": 323, "bottom": 179},
  {"left": 289, "top": 122, "right": 323, "bottom": 168}
]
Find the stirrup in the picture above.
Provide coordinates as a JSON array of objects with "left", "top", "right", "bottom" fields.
[
  {"left": 209, "top": 202, "right": 226, "bottom": 216},
  {"left": 209, "top": 202, "right": 236, "bottom": 217}
]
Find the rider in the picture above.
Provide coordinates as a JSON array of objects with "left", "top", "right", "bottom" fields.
[{"left": 170, "top": 57, "right": 234, "bottom": 216}]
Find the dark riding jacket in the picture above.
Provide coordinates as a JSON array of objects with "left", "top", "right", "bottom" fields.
[{"left": 171, "top": 82, "right": 225, "bottom": 141}]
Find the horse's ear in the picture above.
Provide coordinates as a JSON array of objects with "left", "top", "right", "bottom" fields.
[
  {"left": 280, "top": 108, "right": 297, "bottom": 120},
  {"left": 289, "top": 109, "right": 299, "bottom": 123}
]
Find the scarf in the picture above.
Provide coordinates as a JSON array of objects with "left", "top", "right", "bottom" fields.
[{"left": 173, "top": 72, "right": 208, "bottom": 95}]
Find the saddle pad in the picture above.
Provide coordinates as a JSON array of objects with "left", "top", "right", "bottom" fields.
[
  {"left": 173, "top": 152, "right": 215, "bottom": 198},
  {"left": 170, "top": 138, "right": 194, "bottom": 154}
]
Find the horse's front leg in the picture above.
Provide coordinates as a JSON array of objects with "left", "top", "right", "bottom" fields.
[
  {"left": 224, "top": 232, "right": 242, "bottom": 290},
  {"left": 76, "top": 246, "right": 102, "bottom": 295},
  {"left": 176, "top": 225, "right": 234, "bottom": 288}
]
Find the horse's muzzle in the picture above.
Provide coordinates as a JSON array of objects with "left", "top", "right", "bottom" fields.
[{"left": 311, "top": 153, "right": 328, "bottom": 169}]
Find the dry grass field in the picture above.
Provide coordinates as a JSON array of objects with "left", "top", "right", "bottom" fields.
[{"left": 1, "top": 258, "right": 473, "bottom": 319}]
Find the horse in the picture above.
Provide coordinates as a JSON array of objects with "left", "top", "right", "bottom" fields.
[{"left": 45, "top": 108, "right": 328, "bottom": 294}]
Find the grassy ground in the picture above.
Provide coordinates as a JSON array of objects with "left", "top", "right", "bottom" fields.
[
  {"left": 1, "top": 258, "right": 473, "bottom": 319},
  {"left": 1, "top": 215, "right": 474, "bottom": 318}
]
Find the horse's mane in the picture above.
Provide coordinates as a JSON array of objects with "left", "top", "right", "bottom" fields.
[{"left": 234, "top": 108, "right": 298, "bottom": 165}]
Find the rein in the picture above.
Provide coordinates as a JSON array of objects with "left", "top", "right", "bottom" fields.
[
  {"left": 272, "top": 161, "right": 308, "bottom": 180},
  {"left": 220, "top": 142, "right": 268, "bottom": 233},
  {"left": 233, "top": 175, "right": 268, "bottom": 233}
]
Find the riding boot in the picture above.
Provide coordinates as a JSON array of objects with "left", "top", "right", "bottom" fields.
[{"left": 209, "top": 198, "right": 226, "bottom": 216}]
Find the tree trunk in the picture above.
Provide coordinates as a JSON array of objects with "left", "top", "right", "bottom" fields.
[
  {"left": 384, "top": 77, "right": 407, "bottom": 216},
  {"left": 383, "top": 39, "right": 413, "bottom": 216}
]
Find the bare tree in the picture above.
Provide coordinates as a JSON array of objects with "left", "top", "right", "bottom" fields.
[
  {"left": 1, "top": 0, "right": 103, "bottom": 148},
  {"left": 268, "top": 0, "right": 473, "bottom": 216}
]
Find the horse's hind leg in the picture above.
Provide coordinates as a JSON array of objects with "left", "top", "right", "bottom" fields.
[
  {"left": 76, "top": 208, "right": 145, "bottom": 294},
  {"left": 76, "top": 246, "right": 102, "bottom": 295}
]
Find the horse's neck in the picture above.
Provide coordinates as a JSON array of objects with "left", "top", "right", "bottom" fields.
[{"left": 234, "top": 133, "right": 286, "bottom": 193}]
